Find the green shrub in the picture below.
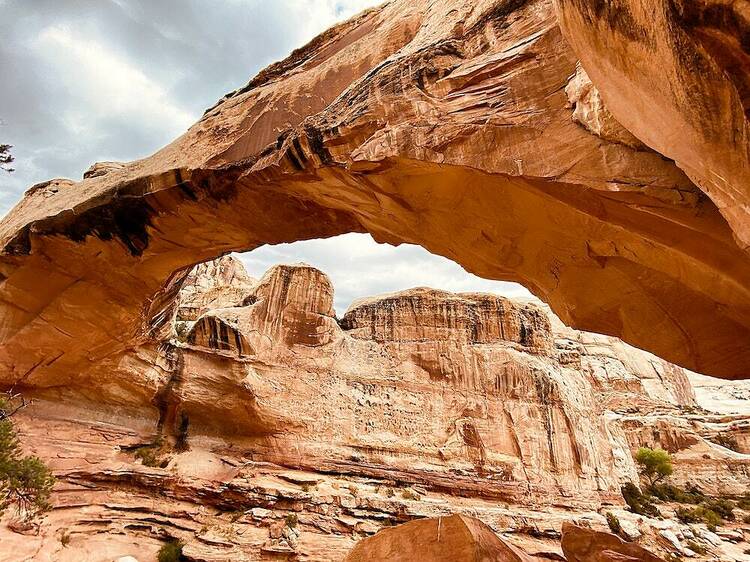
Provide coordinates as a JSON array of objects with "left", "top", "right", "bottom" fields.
[
  {"left": 635, "top": 447, "right": 673, "bottom": 486},
  {"left": 675, "top": 506, "right": 722, "bottom": 531},
  {"left": 0, "top": 396, "right": 55, "bottom": 520},
  {"left": 702, "top": 498, "right": 735, "bottom": 521},
  {"left": 285, "top": 513, "right": 298, "bottom": 528},
  {"left": 621, "top": 482, "right": 660, "bottom": 517},
  {"left": 157, "top": 539, "right": 184, "bottom": 562},
  {"left": 686, "top": 540, "right": 707, "bottom": 555},
  {"left": 133, "top": 445, "right": 163, "bottom": 467},
  {"left": 646, "top": 483, "right": 704, "bottom": 504},
  {"left": 743, "top": 514, "right": 750, "bottom": 524},
  {"left": 736, "top": 492, "right": 750, "bottom": 511},
  {"left": 605, "top": 512, "right": 621, "bottom": 535}
]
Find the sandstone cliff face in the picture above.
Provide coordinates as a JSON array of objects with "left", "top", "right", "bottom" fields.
[
  {"left": 176, "top": 255, "right": 256, "bottom": 322},
  {"left": 2, "top": 259, "right": 749, "bottom": 562},
  {"left": 0, "top": 0, "right": 749, "bottom": 391}
]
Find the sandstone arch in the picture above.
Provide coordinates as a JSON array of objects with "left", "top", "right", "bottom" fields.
[{"left": 1, "top": 0, "right": 749, "bottom": 394}]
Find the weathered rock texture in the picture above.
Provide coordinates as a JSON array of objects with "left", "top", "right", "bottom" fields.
[
  {"left": 344, "top": 514, "right": 537, "bottom": 561},
  {"left": 561, "top": 522, "right": 665, "bottom": 562},
  {"left": 554, "top": 0, "right": 750, "bottom": 250},
  {"left": 1, "top": 0, "right": 749, "bottom": 390},
  {"left": 2, "top": 260, "right": 749, "bottom": 561}
]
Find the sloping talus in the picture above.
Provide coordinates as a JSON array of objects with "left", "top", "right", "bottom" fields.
[{"left": 0, "top": 0, "right": 749, "bottom": 386}]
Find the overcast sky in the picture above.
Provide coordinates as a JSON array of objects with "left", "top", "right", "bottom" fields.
[{"left": 0, "top": 0, "right": 530, "bottom": 313}]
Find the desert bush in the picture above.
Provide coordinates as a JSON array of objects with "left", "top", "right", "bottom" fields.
[
  {"left": 686, "top": 540, "right": 707, "bottom": 555},
  {"left": 285, "top": 513, "right": 298, "bottom": 528},
  {"left": 675, "top": 506, "right": 722, "bottom": 531},
  {"left": 736, "top": 492, "right": 750, "bottom": 510},
  {"left": 702, "top": 498, "right": 735, "bottom": 521},
  {"left": 0, "top": 394, "right": 55, "bottom": 520},
  {"left": 157, "top": 539, "right": 184, "bottom": 562},
  {"left": 605, "top": 512, "right": 621, "bottom": 535},
  {"left": 621, "top": 482, "right": 660, "bottom": 517},
  {"left": 635, "top": 447, "right": 673, "bottom": 486},
  {"left": 646, "top": 483, "right": 704, "bottom": 504}
]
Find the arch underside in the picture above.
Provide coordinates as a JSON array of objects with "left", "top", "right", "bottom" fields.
[{"left": 0, "top": 0, "right": 749, "bottom": 394}]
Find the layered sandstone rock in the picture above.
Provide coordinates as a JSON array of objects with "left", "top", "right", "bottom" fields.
[
  {"left": 1, "top": 0, "right": 749, "bottom": 391},
  {"left": 2, "top": 259, "right": 749, "bottom": 561},
  {"left": 176, "top": 254, "right": 256, "bottom": 322}
]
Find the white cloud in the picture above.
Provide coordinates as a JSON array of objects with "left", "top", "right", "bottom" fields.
[
  {"left": 236, "top": 234, "right": 532, "bottom": 315},
  {"left": 31, "top": 24, "right": 195, "bottom": 141}
]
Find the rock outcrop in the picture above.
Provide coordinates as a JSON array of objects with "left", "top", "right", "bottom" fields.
[
  {"left": 561, "top": 522, "right": 665, "bottom": 562},
  {"left": 344, "top": 514, "right": 537, "bottom": 561},
  {"left": 177, "top": 254, "right": 256, "bottom": 322},
  {"left": 0, "top": 0, "right": 749, "bottom": 391}
]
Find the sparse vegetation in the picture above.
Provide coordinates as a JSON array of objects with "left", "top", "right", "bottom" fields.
[
  {"left": 621, "top": 482, "right": 660, "bottom": 517},
  {"left": 285, "top": 513, "right": 298, "bottom": 528},
  {"left": 60, "top": 532, "right": 71, "bottom": 547},
  {"left": 685, "top": 540, "right": 707, "bottom": 555},
  {"left": 675, "top": 506, "right": 722, "bottom": 531},
  {"left": 605, "top": 512, "right": 621, "bottom": 535},
  {"left": 157, "top": 539, "right": 185, "bottom": 562},
  {"left": 132, "top": 442, "right": 167, "bottom": 468},
  {"left": 702, "top": 497, "right": 735, "bottom": 521},
  {"left": 645, "top": 482, "right": 705, "bottom": 504},
  {"left": 635, "top": 447, "right": 673, "bottom": 486},
  {"left": 0, "top": 392, "right": 55, "bottom": 521},
  {"left": 736, "top": 492, "right": 750, "bottom": 511},
  {"left": 385, "top": 487, "right": 395, "bottom": 498}
]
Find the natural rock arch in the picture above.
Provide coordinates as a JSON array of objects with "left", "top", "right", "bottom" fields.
[{"left": 0, "top": 0, "right": 749, "bottom": 396}]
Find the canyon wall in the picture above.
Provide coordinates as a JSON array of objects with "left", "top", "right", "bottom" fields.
[{"left": 4, "top": 258, "right": 748, "bottom": 561}]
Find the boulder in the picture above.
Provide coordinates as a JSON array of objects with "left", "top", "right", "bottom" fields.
[{"left": 344, "top": 514, "right": 536, "bottom": 561}]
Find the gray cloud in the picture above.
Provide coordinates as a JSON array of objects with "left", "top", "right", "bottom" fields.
[{"left": 0, "top": 0, "right": 531, "bottom": 311}]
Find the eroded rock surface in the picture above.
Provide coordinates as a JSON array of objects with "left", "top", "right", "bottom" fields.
[
  {"left": 344, "top": 514, "right": 537, "bottom": 561},
  {"left": 0, "top": 0, "right": 749, "bottom": 388},
  {"left": 2, "top": 259, "right": 749, "bottom": 561}
]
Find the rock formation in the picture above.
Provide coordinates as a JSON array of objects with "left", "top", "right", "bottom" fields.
[
  {"left": 0, "top": 0, "right": 749, "bottom": 393},
  {"left": 561, "top": 522, "right": 665, "bottom": 562},
  {"left": 3, "top": 0, "right": 750, "bottom": 558},
  {"left": 344, "top": 514, "right": 537, "bottom": 561},
  {"left": 2, "top": 259, "right": 749, "bottom": 561}
]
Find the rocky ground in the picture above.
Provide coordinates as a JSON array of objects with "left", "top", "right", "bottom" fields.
[{"left": 2, "top": 257, "right": 749, "bottom": 561}]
